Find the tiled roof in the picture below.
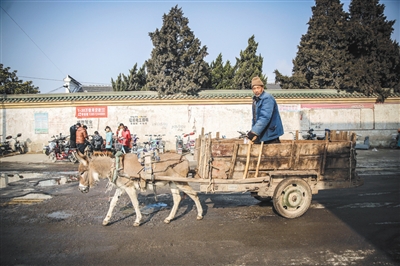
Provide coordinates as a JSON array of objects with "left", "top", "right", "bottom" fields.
[
  {"left": 1, "top": 89, "right": 399, "bottom": 104},
  {"left": 81, "top": 85, "right": 114, "bottom": 93}
]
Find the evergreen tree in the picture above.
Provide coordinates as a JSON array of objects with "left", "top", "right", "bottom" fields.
[
  {"left": 232, "top": 35, "right": 265, "bottom": 90},
  {"left": 210, "top": 53, "right": 224, "bottom": 90},
  {"left": 345, "top": 0, "right": 400, "bottom": 100},
  {"left": 290, "top": 0, "right": 349, "bottom": 90},
  {"left": 146, "top": 5, "right": 210, "bottom": 95},
  {"left": 111, "top": 63, "right": 147, "bottom": 92},
  {"left": 111, "top": 73, "right": 127, "bottom": 92},
  {"left": 0, "top": 64, "right": 39, "bottom": 94},
  {"left": 221, "top": 60, "right": 235, "bottom": 90}
]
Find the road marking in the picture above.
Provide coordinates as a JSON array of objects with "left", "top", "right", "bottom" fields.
[
  {"left": 358, "top": 192, "right": 391, "bottom": 196},
  {"left": 337, "top": 202, "right": 392, "bottom": 209}
]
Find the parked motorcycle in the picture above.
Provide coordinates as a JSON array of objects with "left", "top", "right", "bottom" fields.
[
  {"left": 302, "top": 128, "right": 331, "bottom": 140},
  {"left": 45, "top": 134, "right": 77, "bottom": 163},
  {"left": 175, "top": 134, "right": 184, "bottom": 154},
  {"left": 0, "top": 133, "right": 25, "bottom": 156},
  {"left": 130, "top": 134, "right": 140, "bottom": 154},
  {"left": 183, "top": 132, "right": 196, "bottom": 155},
  {"left": 389, "top": 130, "right": 400, "bottom": 149}
]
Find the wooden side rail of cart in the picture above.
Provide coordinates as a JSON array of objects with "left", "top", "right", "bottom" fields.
[{"left": 141, "top": 129, "right": 363, "bottom": 219}]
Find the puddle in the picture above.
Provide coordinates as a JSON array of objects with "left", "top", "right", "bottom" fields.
[
  {"left": 37, "top": 179, "right": 58, "bottom": 186},
  {"left": 47, "top": 211, "right": 72, "bottom": 219},
  {"left": 1, "top": 172, "right": 77, "bottom": 189},
  {"left": 120, "top": 202, "right": 168, "bottom": 215}
]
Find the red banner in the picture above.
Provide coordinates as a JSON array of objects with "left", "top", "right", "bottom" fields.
[{"left": 76, "top": 106, "right": 108, "bottom": 118}]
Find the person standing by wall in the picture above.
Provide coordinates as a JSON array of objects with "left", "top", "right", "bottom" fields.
[
  {"left": 122, "top": 126, "right": 132, "bottom": 153},
  {"left": 69, "top": 123, "right": 79, "bottom": 148},
  {"left": 105, "top": 126, "right": 113, "bottom": 152},
  {"left": 92, "top": 131, "right": 103, "bottom": 151},
  {"left": 116, "top": 123, "right": 125, "bottom": 146},
  {"left": 247, "top": 76, "right": 284, "bottom": 144},
  {"left": 76, "top": 124, "right": 88, "bottom": 154}
]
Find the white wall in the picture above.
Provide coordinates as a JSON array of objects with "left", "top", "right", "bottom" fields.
[{"left": 1, "top": 103, "right": 399, "bottom": 152}]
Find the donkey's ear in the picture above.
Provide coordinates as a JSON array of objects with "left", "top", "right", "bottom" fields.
[{"left": 75, "top": 151, "right": 88, "bottom": 166}]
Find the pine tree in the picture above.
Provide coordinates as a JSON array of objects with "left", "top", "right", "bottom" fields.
[
  {"left": 111, "top": 73, "right": 127, "bottom": 92},
  {"left": 111, "top": 63, "right": 147, "bottom": 92},
  {"left": 221, "top": 60, "right": 235, "bottom": 90},
  {"left": 210, "top": 53, "right": 225, "bottom": 90},
  {"left": 0, "top": 64, "right": 40, "bottom": 94},
  {"left": 345, "top": 0, "right": 400, "bottom": 100},
  {"left": 232, "top": 35, "right": 265, "bottom": 90},
  {"left": 146, "top": 5, "right": 210, "bottom": 95},
  {"left": 290, "top": 0, "right": 349, "bottom": 90}
]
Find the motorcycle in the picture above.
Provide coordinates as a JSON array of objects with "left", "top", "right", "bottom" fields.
[
  {"left": 175, "top": 134, "right": 184, "bottom": 154},
  {"left": 130, "top": 134, "right": 140, "bottom": 154},
  {"left": 0, "top": 133, "right": 25, "bottom": 156},
  {"left": 183, "top": 132, "right": 196, "bottom": 155},
  {"left": 302, "top": 128, "right": 331, "bottom": 140},
  {"left": 84, "top": 135, "right": 106, "bottom": 158},
  {"left": 389, "top": 131, "right": 400, "bottom": 149},
  {"left": 45, "top": 134, "right": 77, "bottom": 163}
]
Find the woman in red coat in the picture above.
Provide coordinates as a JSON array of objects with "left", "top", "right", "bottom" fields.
[{"left": 122, "top": 126, "right": 132, "bottom": 152}]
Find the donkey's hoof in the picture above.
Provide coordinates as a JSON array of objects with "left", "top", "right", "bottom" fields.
[
  {"left": 102, "top": 220, "right": 109, "bottom": 226},
  {"left": 163, "top": 218, "right": 171, "bottom": 224},
  {"left": 133, "top": 222, "right": 141, "bottom": 227},
  {"left": 197, "top": 215, "right": 203, "bottom": 220}
]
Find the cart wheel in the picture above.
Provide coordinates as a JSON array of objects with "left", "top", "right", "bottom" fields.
[
  {"left": 273, "top": 177, "right": 312, "bottom": 219},
  {"left": 18, "top": 147, "right": 24, "bottom": 154}
]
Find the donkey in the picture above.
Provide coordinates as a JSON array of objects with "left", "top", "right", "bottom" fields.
[{"left": 75, "top": 152, "right": 203, "bottom": 227}]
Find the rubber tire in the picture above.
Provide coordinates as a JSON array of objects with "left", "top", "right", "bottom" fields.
[
  {"left": 49, "top": 152, "right": 57, "bottom": 163},
  {"left": 273, "top": 177, "right": 312, "bottom": 219},
  {"left": 389, "top": 141, "right": 397, "bottom": 149},
  {"left": 69, "top": 154, "right": 78, "bottom": 163}
]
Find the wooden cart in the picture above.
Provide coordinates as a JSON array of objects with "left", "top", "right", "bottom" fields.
[{"left": 145, "top": 129, "right": 363, "bottom": 219}]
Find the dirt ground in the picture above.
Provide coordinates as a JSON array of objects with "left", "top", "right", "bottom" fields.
[{"left": 0, "top": 149, "right": 399, "bottom": 265}]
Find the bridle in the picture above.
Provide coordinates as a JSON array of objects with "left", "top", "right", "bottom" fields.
[{"left": 78, "top": 170, "right": 90, "bottom": 193}]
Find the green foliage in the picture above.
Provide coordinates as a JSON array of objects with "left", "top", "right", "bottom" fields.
[
  {"left": 292, "top": 0, "right": 349, "bottom": 90},
  {"left": 210, "top": 54, "right": 236, "bottom": 90},
  {"left": 345, "top": 0, "right": 400, "bottom": 101},
  {"left": 275, "top": 0, "right": 399, "bottom": 101},
  {"left": 146, "top": 5, "right": 210, "bottom": 95},
  {"left": 111, "top": 63, "right": 147, "bottom": 92},
  {"left": 232, "top": 35, "right": 265, "bottom": 90},
  {"left": 0, "top": 64, "right": 39, "bottom": 94}
]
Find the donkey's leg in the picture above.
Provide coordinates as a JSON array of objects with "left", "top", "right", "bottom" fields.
[
  {"left": 103, "top": 188, "right": 122, "bottom": 226},
  {"left": 175, "top": 182, "right": 203, "bottom": 220},
  {"left": 124, "top": 186, "right": 142, "bottom": 227},
  {"left": 164, "top": 185, "right": 182, "bottom": 224}
]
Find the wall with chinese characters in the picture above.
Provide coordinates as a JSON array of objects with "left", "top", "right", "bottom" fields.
[{"left": 0, "top": 102, "right": 399, "bottom": 152}]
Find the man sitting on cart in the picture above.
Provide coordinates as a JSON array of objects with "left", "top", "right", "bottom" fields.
[{"left": 247, "top": 76, "right": 284, "bottom": 144}]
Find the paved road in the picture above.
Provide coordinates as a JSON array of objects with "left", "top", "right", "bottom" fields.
[{"left": 0, "top": 149, "right": 399, "bottom": 265}]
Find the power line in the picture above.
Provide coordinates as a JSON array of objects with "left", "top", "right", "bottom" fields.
[
  {"left": 0, "top": 6, "right": 65, "bottom": 77},
  {"left": 19, "top": 76, "right": 62, "bottom": 82},
  {"left": 19, "top": 76, "right": 111, "bottom": 85}
]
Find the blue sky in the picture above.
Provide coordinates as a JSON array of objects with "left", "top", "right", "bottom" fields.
[{"left": 1, "top": 0, "right": 399, "bottom": 94}]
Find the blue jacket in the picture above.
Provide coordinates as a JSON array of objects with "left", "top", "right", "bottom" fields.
[
  {"left": 251, "top": 91, "right": 284, "bottom": 142},
  {"left": 105, "top": 132, "right": 113, "bottom": 149}
]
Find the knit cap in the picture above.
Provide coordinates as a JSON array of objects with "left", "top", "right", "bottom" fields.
[{"left": 251, "top": 76, "right": 264, "bottom": 88}]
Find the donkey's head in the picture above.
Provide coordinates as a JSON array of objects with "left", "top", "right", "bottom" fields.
[
  {"left": 75, "top": 151, "right": 92, "bottom": 193},
  {"left": 75, "top": 151, "right": 114, "bottom": 193}
]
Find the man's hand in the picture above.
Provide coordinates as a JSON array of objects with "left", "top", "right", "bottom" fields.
[{"left": 247, "top": 131, "right": 258, "bottom": 142}]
